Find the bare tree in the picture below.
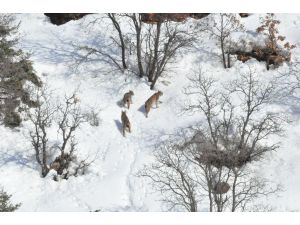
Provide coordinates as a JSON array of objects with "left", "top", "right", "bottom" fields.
[
  {"left": 70, "top": 14, "right": 195, "bottom": 88},
  {"left": 70, "top": 14, "right": 130, "bottom": 74},
  {"left": 146, "top": 20, "right": 162, "bottom": 84},
  {"left": 28, "top": 87, "right": 95, "bottom": 179},
  {"left": 144, "top": 20, "right": 195, "bottom": 89},
  {"left": 141, "top": 66, "right": 284, "bottom": 211},
  {"left": 208, "top": 14, "right": 244, "bottom": 69},
  {"left": 139, "top": 136, "right": 198, "bottom": 212},
  {"left": 125, "top": 13, "right": 144, "bottom": 78},
  {"left": 183, "top": 66, "right": 284, "bottom": 211},
  {"left": 28, "top": 87, "right": 56, "bottom": 177},
  {"left": 107, "top": 13, "right": 128, "bottom": 71},
  {"left": 51, "top": 93, "right": 91, "bottom": 179}
]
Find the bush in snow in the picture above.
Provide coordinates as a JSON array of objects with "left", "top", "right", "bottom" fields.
[
  {"left": 84, "top": 107, "right": 101, "bottom": 127},
  {"left": 0, "top": 188, "right": 21, "bottom": 212},
  {"left": 256, "top": 13, "right": 296, "bottom": 70},
  {"left": 0, "top": 14, "right": 41, "bottom": 128}
]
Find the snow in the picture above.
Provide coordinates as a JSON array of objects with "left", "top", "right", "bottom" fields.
[{"left": 0, "top": 13, "right": 300, "bottom": 211}]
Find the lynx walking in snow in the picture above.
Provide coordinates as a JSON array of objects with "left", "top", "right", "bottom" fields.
[
  {"left": 121, "top": 110, "right": 131, "bottom": 137},
  {"left": 123, "top": 90, "right": 134, "bottom": 109},
  {"left": 145, "top": 91, "right": 163, "bottom": 118}
]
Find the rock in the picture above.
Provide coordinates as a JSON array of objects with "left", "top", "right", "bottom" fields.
[
  {"left": 239, "top": 13, "right": 251, "bottom": 18},
  {"left": 44, "top": 13, "right": 91, "bottom": 25},
  {"left": 140, "top": 13, "right": 210, "bottom": 23}
]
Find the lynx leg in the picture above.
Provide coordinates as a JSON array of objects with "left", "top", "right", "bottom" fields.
[
  {"left": 123, "top": 126, "right": 126, "bottom": 137},
  {"left": 127, "top": 100, "right": 130, "bottom": 109},
  {"left": 145, "top": 104, "right": 149, "bottom": 118}
]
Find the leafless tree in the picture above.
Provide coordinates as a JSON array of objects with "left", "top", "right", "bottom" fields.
[
  {"left": 125, "top": 13, "right": 144, "bottom": 78},
  {"left": 70, "top": 14, "right": 130, "bottom": 75},
  {"left": 141, "top": 66, "right": 284, "bottom": 211},
  {"left": 275, "top": 61, "right": 300, "bottom": 115},
  {"left": 28, "top": 87, "right": 56, "bottom": 177},
  {"left": 71, "top": 14, "right": 195, "bottom": 88},
  {"left": 144, "top": 20, "right": 195, "bottom": 89},
  {"left": 208, "top": 14, "right": 244, "bottom": 69},
  {"left": 28, "top": 87, "right": 95, "bottom": 179},
  {"left": 107, "top": 13, "right": 128, "bottom": 71},
  {"left": 183, "top": 66, "right": 284, "bottom": 211},
  {"left": 139, "top": 136, "right": 199, "bottom": 212}
]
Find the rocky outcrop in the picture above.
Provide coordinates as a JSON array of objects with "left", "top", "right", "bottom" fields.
[
  {"left": 140, "top": 13, "right": 210, "bottom": 23},
  {"left": 44, "top": 13, "right": 91, "bottom": 25},
  {"left": 239, "top": 13, "right": 251, "bottom": 18},
  {"left": 45, "top": 13, "right": 210, "bottom": 26},
  {"left": 45, "top": 13, "right": 250, "bottom": 26},
  {"left": 234, "top": 47, "right": 291, "bottom": 70}
]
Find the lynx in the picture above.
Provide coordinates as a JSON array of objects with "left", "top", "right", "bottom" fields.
[
  {"left": 145, "top": 91, "right": 163, "bottom": 118},
  {"left": 121, "top": 110, "right": 131, "bottom": 137},
  {"left": 123, "top": 90, "right": 134, "bottom": 109},
  {"left": 237, "top": 54, "right": 251, "bottom": 63},
  {"left": 266, "top": 54, "right": 285, "bottom": 70}
]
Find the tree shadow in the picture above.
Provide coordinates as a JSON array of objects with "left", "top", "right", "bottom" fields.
[
  {"left": 114, "top": 119, "right": 123, "bottom": 136},
  {"left": 0, "top": 150, "right": 36, "bottom": 170},
  {"left": 21, "top": 16, "right": 154, "bottom": 97},
  {"left": 278, "top": 95, "right": 300, "bottom": 119}
]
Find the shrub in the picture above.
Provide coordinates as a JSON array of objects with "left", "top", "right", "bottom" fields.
[
  {"left": 0, "top": 188, "right": 21, "bottom": 212},
  {"left": 3, "top": 111, "right": 22, "bottom": 128},
  {"left": 0, "top": 14, "right": 41, "bottom": 128},
  {"left": 256, "top": 13, "right": 296, "bottom": 69}
]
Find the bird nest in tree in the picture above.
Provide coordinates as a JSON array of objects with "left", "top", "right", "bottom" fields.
[
  {"left": 195, "top": 148, "right": 252, "bottom": 169},
  {"left": 213, "top": 182, "right": 230, "bottom": 194}
]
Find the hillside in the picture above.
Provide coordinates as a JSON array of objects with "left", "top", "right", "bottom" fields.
[{"left": 0, "top": 13, "right": 300, "bottom": 211}]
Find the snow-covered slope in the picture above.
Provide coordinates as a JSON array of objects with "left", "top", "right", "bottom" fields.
[{"left": 0, "top": 13, "right": 300, "bottom": 211}]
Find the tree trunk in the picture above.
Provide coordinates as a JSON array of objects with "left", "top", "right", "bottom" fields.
[
  {"left": 227, "top": 52, "right": 231, "bottom": 68},
  {"left": 107, "top": 13, "right": 127, "bottom": 71},
  {"left": 134, "top": 14, "right": 144, "bottom": 78},
  {"left": 220, "top": 38, "right": 227, "bottom": 69},
  {"left": 150, "top": 71, "right": 159, "bottom": 90},
  {"left": 206, "top": 167, "right": 214, "bottom": 212},
  {"left": 231, "top": 170, "right": 238, "bottom": 212},
  {"left": 148, "top": 22, "right": 161, "bottom": 82},
  {"left": 136, "top": 32, "right": 144, "bottom": 77},
  {"left": 121, "top": 40, "right": 127, "bottom": 70},
  {"left": 41, "top": 165, "right": 49, "bottom": 177}
]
